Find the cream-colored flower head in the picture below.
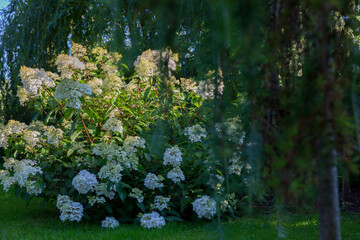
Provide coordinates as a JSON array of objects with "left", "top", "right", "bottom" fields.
[
  {"left": 134, "top": 49, "right": 178, "bottom": 79},
  {"left": 197, "top": 70, "right": 224, "bottom": 99},
  {"left": 19, "top": 66, "right": 56, "bottom": 96},
  {"left": 71, "top": 43, "right": 87, "bottom": 59},
  {"left": 87, "top": 77, "right": 103, "bottom": 96},
  {"left": 55, "top": 54, "right": 85, "bottom": 79}
]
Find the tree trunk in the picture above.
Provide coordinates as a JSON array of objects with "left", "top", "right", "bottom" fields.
[
  {"left": 317, "top": 4, "right": 341, "bottom": 240},
  {"left": 318, "top": 148, "right": 341, "bottom": 240}
]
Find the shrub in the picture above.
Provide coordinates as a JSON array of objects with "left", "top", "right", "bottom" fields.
[{"left": 0, "top": 44, "right": 245, "bottom": 228}]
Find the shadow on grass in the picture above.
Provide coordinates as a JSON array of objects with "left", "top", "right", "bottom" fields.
[{"left": 0, "top": 189, "right": 359, "bottom": 240}]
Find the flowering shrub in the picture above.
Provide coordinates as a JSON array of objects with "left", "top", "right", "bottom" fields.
[{"left": 0, "top": 43, "right": 245, "bottom": 228}]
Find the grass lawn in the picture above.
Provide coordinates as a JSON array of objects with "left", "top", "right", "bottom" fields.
[{"left": 0, "top": 190, "right": 359, "bottom": 240}]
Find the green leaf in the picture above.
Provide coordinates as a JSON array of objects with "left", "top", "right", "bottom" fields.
[
  {"left": 83, "top": 212, "right": 90, "bottom": 220},
  {"left": 87, "top": 125, "right": 96, "bottom": 135},
  {"left": 115, "top": 182, "right": 122, "bottom": 193},
  {"left": 122, "top": 106, "right": 134, "bottom": 115},
  {"left": 60, "top": 187, "right": 67, "bottom": 195},
  {"left": 64, "top": 108, "right": 75, "bottom": 120},
  {"left": 194, "top": 102, "right": 201, "bottom": 108},
  {"left": 22, "top": 191, "right": 30, "bottom": 202},
  {"left": 34, "top": 101, "right": 42, "bottom": 111},
  {"left": 14, "top": 187, "right": 21, "bottom": 198},
  {"left": 119, "top": 191, "right": 127, "bottom": 202},
  {"left": 136, "top": 202, "right": 145, "bottom": 212},
  {"left": 45, "top": 172, "right": 55, "bottom": 181},
  {"left": 70, "top": 130, "right": 83, "bottom": 142},
  {"left": 121, "top": 63, "right": 129, "bottom": 70},
  {"left": 144, "top": 153, "right": 151, "bottom": 161},
  {"left": 105, "top": 205, "right": 113, "bottom": 214},
  {"left": 45, "top": 109, "right": 56, "bottom": 124},
  {"left": 69, "top": 119, "right": 78, "bottom": 137},
  {"left": 169, "top": 210, "right": 181, "bottom": 217},
  {"left": 135, "top": 125, "right": 142, "bottom": 133},
  {"left": 83, "top": 109, "right": 96, "bottom": 119},
  {"left": 143, "top": 87, "right": 151, "bottom": 100},
  {"left": 165, "top": 216, "right": 183, "bottom": 222}
]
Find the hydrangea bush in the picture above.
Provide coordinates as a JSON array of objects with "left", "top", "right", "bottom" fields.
[{"left": 0, "top": 43, "right": 247, "bottom": 228}]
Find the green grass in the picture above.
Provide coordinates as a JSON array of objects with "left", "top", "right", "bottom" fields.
[{"left": 0, "top": 191, "right": 359, "bottom": 240}]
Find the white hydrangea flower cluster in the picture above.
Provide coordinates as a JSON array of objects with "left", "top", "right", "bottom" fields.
[
  {"left": 92, "top": 47, "right": 110, "bottom": 61},
  {"left": 192, "top": 195, "right": 217, "bottom": 219},
  {"left": 85, "top": 62, "right": 97, "bottom": 70},
  {"left": 208, "top": 174, "right": 225, "bottom": 192},
  {"left": 197, "top": 80, "right": 224, "bottom": 99},
  {"left": 215, "top": 117, "right": 245, "bottom": 144},
  {"left": 140, "top": 211, "right": 166, "bottom": 229},
  {"left": 167, "top": 166, "right": 185, "bottom": 183},
  {"left": 108, "top": 108, "right": 121, "bottom": 119},
  {"left": 101, "top": 217, "right": 119, "bottom": 228},
  {"left": 25, "top": 180, "right": 43, "bottom": 195},
  {"left": 102, "top": 117, "right": 123, "bottom": 134},
  {"left": 56, "top": 195, "right": 84, "bottom": 222},
  {"left": 87, "top": 195, "right": 106, "bottom": 206},
  {"left": 0, "top": 170, "right": 15, "bottom": 192},
  {"left": 102, "top": 73, "right": 125, "bottom": 91},
  {"left": 163, "top": 145, "right": 185, "bottom": 186},
  {"left": 144, "top": 173, "right": 164, "bottom": 190},
  {"left": 117, "top": 150, "right": 139, "bottom": 170},
  {"left": 17, "top": 86, "right": 31, "bottom": 106},
  {"left": 22, "top": 130, "right": 41, "bottom": 147},
  {"left": 95, "top": 182, "right": 116, "bottom": 200},
  {"left": 6, "top": 120, "right": 28, "bottom": 134},
  {"left": 184, "top": 124, "right": 207, "bottom": 143},
  {"left": 29, "top": 120, "right": 47, "bottom": 132},
  {"left": 92, "top": 142, "right": 120, "bottom": 161},
  {"left": 134, "top": 49, "right": 178, "bottom": 79},
  {"left": 123, "top": 136, "right": 146, "bottom": 150},
  {"left": 154, "top": 196, "right": 170, "bottom": 211},
  {"left": 98, "top": 162, "right": 123, "bottom": 184},
  {"left": 71, "top": 43, "right": 87, "bottom": 59},
  {"left": 87, "top": 77, "right": 103, "bottom": 96},
  {"left": 197, "top": 70, "right": 224, "bottom": 99},
  {"left": 44, "top": 126, "right": 63, "bottom": 146},
  {"left": 129, "top": 188, "right": 144, "bottom": 203},
  {"left": 220, "top": 193, "right": 236, "bottom": 213},
  {"left": 0, "top": 120, "right": 28, "bottom": 148},
  {"left": 114, "top": 136, "right": 146, "bottom": 170},
  {"left": 180, "top": 78, "right": 198, "bottom": 93},
  {"left": 91, "top": 47, "right": 122, "bottom": 64},
  {"left": 55, "top": 54, "right": 85, "bottom": 78},
  {"left": 60, "top": 201, "right": 84, "bottom": 222},
  {"left": 19, "top": 66, "right": 56, "bottom": 96},
  {"left": 72, "top": 170, "right": 98, "bottom": 194},
  {"left": 3, "top": 157, "right": 17, "bottom": 169},
  {"left": 228, "top": 151, "right": 243, "bottom": 176},
  {"left": 103, "top": 62, "right": 117, "bottom": 73},
  {"left": 54, "top": 79, "right": 92, "bottom": 109},
  {"left": 1, "top": 158, "right": 43, "bottom": 195},
  {"left": 0, "top": 130, "right": 9, "bottom": 149},
  {"left": 163, "top": 145, "right": 182, "bottom": 167}
]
